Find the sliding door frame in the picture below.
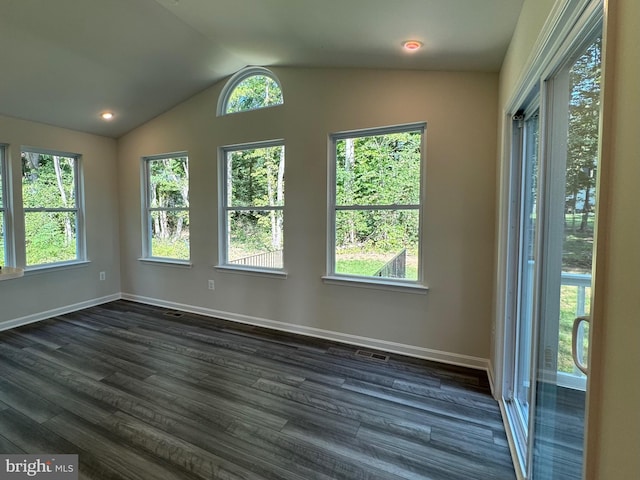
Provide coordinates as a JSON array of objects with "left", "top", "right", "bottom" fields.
[
  {"left": 495, "top": 1, "right": 604, "bottom": 478},
  {"left": 502, "top": 99, "right": 543, "bottom": 472}
]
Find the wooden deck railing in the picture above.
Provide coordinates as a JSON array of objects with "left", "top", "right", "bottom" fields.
[
  {"left": 374, "top": 249, "right": 406, "bottom": 279},
  {"left": 229, "top": 250, "right": 283, "bottom": 268}
]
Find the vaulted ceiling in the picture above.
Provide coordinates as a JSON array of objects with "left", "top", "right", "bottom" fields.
[{"left": 0, "top": 0, "right": 523, "bottom": 138}]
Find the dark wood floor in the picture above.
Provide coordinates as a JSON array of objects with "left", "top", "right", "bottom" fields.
[{"left": 0, "top": 300, "right": 516, "bottom": 479}]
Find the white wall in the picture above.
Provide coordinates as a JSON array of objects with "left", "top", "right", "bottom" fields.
[
  {"left": 118, "top": 68, "right": 499, "bottom": 365},
  {"left": 498, "top": 0, "right": 557, "bottom": 107},
  {"left": 0, "top": 115, "right": 120, "bottom": 325}
]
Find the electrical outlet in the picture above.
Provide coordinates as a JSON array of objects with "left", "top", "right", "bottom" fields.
[
  {"left": 99, "top": 271, "right": 106, "bottom": 281},
  {"left": 208, "top": 279, "right": 215, "bottom": 290}
]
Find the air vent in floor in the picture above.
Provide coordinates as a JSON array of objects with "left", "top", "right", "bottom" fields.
[{"left": 355, "top": 349, "right": 389, "bottom": 362}]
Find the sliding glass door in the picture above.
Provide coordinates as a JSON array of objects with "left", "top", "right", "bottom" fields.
[
  {"left": 506, "top": 105, "right": 540, "bottom": 462},
  {"left": 531, "top": 32, "right": 601, "bottom": 480},
  {"left": 503, "top": 17, "right": 602, "bottom": 479}
]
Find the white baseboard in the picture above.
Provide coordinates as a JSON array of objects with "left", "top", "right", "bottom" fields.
[
  {"left": 0, "top": 291, "right": 491, "bottom": 374},
  {"left": 487, "top": 360, "right": 496, "bottom": 398},
  {"left": 121, "top": 293, "right": 490, "bottom": 372},
  {"left": 0, "top": 293, "right": 122, "bottom": 332}
]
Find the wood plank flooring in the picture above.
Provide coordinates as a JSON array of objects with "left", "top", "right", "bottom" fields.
[{"left": 0, "top": 300, "right": 516, "bottom": 479}]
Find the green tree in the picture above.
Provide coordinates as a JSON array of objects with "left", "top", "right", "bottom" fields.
[
  {"left": 22, "top": 152, "right": 77, "bottom": 265},
  {"left": 335, "top": 132, "right": 421, "bottom": 252},
  {"left": 148, "top": 157, "right": 189, "bottom": 259},
  {"left": 566, "top": 37, "right": 601, "bottom": 233},
  {"left": 563, "top": 36, "right": 601, "bottom": 273},
  {"left": 226, "top": 75, "right": 283, "bottom": 113},
  {"left": 228, "top": 145, "right": 284, "bottom": 258}
]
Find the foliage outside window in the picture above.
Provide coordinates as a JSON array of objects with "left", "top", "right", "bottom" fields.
[
  {"left": 143, "top": 155, "right": 190, "bottom": 261},
  {"left": 557, "top": 35, "right": 601, "bottom": 374},
  {"left": 329, "top": 124, "right": 425, "bottom": 282},
  {"left": 219, "top": 67, "right": 283, "bottom": 115},
  {"left": 563, "top": 36, "right": 601, "bottom": 272},
  {"left": 21, "top": 150, "right": 83, "bottom": 266},
  {"left": 220, "top": 142, "right": 284, "bottom": 270},
  {"left": 0, "top": 145, "right": 6, "bottom": 265}
]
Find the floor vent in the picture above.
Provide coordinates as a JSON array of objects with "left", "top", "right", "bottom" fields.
[
  {"left": 355, "top": 350, "right": 389, "bottom": 362},
  {"left": 164, "top": 311, "right": 184, "bottom": 318}
]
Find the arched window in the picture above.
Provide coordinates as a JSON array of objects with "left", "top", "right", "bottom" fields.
[{"left": 217, "top": 67, "right": 284, "bottom": 116}]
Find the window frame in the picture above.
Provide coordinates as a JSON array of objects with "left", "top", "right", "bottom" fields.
[
  {"left": 21, "top": 147, "right": 86, "bottom": 269},
  {"left": 0, "top": 144, "right": 12, "bottom": 266},
  {"left": 325, "top": 122, "right": 427, "bottom": 289},
  {"left": 141, "top": 152, "right": 191, "bottom": 264},
  {"left": 217, "top": 139, "right": 286, "bottom": 274},
  {"left": 216, "top": 67, "right": 284, "bottom": 116}
]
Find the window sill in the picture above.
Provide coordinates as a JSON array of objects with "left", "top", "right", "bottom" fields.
[
  {"left": 322, "top": 275, "right": 429, "bottom": 294},
  {"left": 0, "top": 267, "right": 24, "bottom": 281},
  {"left": 214, "top": 265, "right": 288, "bottom": 279},
  {"left": 139, "top": 257, "right": 193, "bottom": 268},
  {"left": 24, "top": 260, "right": 91, "bottom": 275}
]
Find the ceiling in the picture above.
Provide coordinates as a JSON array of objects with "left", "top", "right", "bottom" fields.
[{"left": 0, "top": 0, "right": 523, "bottom": 138}]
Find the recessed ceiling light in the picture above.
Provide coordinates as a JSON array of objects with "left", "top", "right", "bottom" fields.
[
  {"left": 402, "top": 40, "right": 423, "bottom": 52},
  {"left": 101, "top": 112, "right": 114, "bottom": 120}
]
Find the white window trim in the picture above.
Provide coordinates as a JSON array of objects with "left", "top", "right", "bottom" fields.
[
  {"left": 141, "top": 152, "right": 190, "bottom": 263},
  {"left": 327, "top": 122, "right": 427, "bottom": 287},
  {"left": 216, "top": 66, "right": 284, "bottom": 117},
  {"left": 322, "top": 275, "right": 428, "bottom": 294},
  {"left": 24, "top": 260, "right": 90, "bottom": 275},
  {"left": 214, "top": 264, "right": 287, "bottom": 279},
  {"left": 217, "top": 139, "right": 286, "bottom": 273},
  {"left": 138, "top": 257, "right": 192, "bottom": 268},
  {"left": 21, "top": 147, "right": 86, "bottom": 269},
  {"left": 0, "top": 143, "right": 13, "bottom": 267}
]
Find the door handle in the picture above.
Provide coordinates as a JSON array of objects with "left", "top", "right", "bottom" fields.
[{"left": 572, "top": 316, "right": 590, "bottom": 375}]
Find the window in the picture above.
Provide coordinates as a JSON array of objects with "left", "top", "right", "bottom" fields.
[
  {"left": 21, "top": 149, "right": 84, "bottom": 266},
  {"left": 219, "top": 141, "right": 284, "bottom": 270},
  {"left": 142, "top": 154, "right": 190, "bottom": 262},
  {"left": 217, "top": 67, "right": 283, "bottom": 116},
  {"left": 328, "top": 124, "right": 425, "bottom": 283},
  {"left": 0, "top": 145, "right": 7, "bottom": 265}
]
